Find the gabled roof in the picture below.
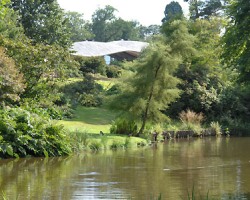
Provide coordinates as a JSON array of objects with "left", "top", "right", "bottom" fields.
[{"left": 71, "top": 40, "right": 148, "bottom": 60}]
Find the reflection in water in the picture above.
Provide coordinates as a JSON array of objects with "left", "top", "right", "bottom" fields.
[{"left": 1, "top": 137, "right": 250, "bottom": 199}]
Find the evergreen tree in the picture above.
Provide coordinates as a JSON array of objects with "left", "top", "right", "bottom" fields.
[
  {"left": 162, "top": 1, "right": 183, "bottom": 23},
  {"left": 111, "top": 20, "right": 196, "bottom": 135}
]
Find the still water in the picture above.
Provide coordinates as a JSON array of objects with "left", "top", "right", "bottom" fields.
[{"left": 1, "top": 137, "right": 250, "bottom": 200}]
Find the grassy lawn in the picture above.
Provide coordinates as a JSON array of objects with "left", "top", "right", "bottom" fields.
[
  {"left": 55, "top": 106, "right": 147, "bottom": 149},
  {"left": 57, "top": 106, "right": 118, "bottom": 134}
]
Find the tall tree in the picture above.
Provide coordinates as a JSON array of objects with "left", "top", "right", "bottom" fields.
[
  {"left": 64, "top": 11, "right": 93, "bottom": 42},
  {"left": 91, "top": 5, "right": 117, "bottom": 42},
  {"left": 111, "top": 41, "right": 181, "bottom": 136},
  {"left": 223, "top": 0, "right": 250, "bottom": 84},
  {"left": 184, "top": 0, "right": 223, "bottom": 19},
  {"left": 91, "top": 5, "right": 143, "bottom": 41},
  {"left": 10, "top": 0, "right": 71, "bottom": 47},
  {"left": 162, "top": 1, "right": 183, "bottom": 23},
  {"left": 111, "top": 20, "right": 196, "bottom": 135},
  {"left": 0, "top": 47, "right": 25, "bottom": 104},
  {"left": 167, "top": 18, "right": 225, "bottom": 118},
  {"left": 222, "top": 0, "right": 250, "bottom": 120},
  {"left": 0, "top": 33, "right": 78, "bottom": 104},
  {"left": 105, "top": 18, "right": 141, "bottom": 41},
  {"left": 140, "top": 25, "right": 160, "bottom": 38},
  {"left": 0, "top": 0, "right": 24, "bottom": 40}
]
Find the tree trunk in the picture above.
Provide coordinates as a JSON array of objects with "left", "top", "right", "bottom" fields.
[
  {"left": 136, "top": 64, "right": 161, "bottom": 136},
  {"left": 136, "top": 89, "right": 153, "bottom": 136}
]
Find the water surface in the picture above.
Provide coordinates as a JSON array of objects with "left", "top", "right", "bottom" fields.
[{"left": 1, "top": 137, "right": 250, "bottom": 199}]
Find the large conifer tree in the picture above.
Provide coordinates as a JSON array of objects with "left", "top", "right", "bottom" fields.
[{"left": 111, "top": 20, "right": 196, "bottom": 135}]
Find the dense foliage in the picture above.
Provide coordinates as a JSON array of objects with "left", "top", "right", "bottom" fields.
[
  {"left": 10, "top": 0, "right": 71, "bottom": 47},
  {"left": 162, "top": 1, "right": 183, "bottom": 23},
  {"left": 61, "top": 75, "right": 103, "bottom": 107},
  {"left": 64, "top": 11, "right": 93, "bottom": 42},
  {"left": 0, "top": 48, "right": 25, "bottom": 104},
  {"left": 0, "top": 107, "right": 72, "bottom": 158},
  {"left": 184, "top": 0, "right": 223, "bottom": 19},
  {"left": 75, "top": 56, "right": 106, "bottom": 75},
  {"left": 110, "top": 118, "right": 138, "bottom": 136}
]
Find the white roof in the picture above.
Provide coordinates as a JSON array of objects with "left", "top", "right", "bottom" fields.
[{"left": 71, "top": 40, "right": 148, "bottom": 58}]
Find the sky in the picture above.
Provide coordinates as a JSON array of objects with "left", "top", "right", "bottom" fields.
[{"left": 57, "top": 0, "right": 189, "bottom": 26}]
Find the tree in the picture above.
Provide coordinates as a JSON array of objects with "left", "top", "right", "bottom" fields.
[
  {"left": 0, "top": 47, "right": 25, "bottom": 104},
  {"left": 91, "top": 5, "right": 117, "bottom": 42},
  {"left": 111, "top": 20, "right": 196, "bottom": 135},
  {"left": 184, "top": 0, "right": 223, "bottom": 19},
  {"left": 105, "top": 18, "right": 141, "bottom": 41},
  {"left": 111, "top": 42, "right": 181, "bottom": 136},
  {"left": 222, "top": 0, "right": 250, "bottom": 84},
  {"left": 0, "top": 0, "right": 24, "bottom": 40},
  {"left": 0, "top": 0, "right": 10, "bottom": 19},
  {"left": 167, "top": 18, "right": 225, "bottom": 118},
  {"left": 64, "top": 11, "right": 93, "bottom": 42},
  {"left": 222, "top": 0, "right": 250, "bottom": 120},
  {"left": 91, "top": 5, "right": 143, "bottom": 41},
  {"left": 162, "top": 1, "right": 183, "bottom": 23},
  {"left": 10, "top": 0, "right": 71, "bottom": 47},
  {"left": 74, "top": 56, "right": 106, "bottom": 75},
  {"left": 0, "top": 36, "right": 78, "bottom": 104},
  {"left": 139, "top": 24, "right": 160, "bottom": 40}
]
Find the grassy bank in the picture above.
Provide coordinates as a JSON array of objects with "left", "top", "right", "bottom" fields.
[
  {"left": 56, "top": 106, "right": 147, "bottom": 151},
  {"left": 58, "top": 106, "right": 116, "bottom": 133}
]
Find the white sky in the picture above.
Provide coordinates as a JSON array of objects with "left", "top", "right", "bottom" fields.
[{"left": 57, "top": 0, "right": 189, "bottom": 26}]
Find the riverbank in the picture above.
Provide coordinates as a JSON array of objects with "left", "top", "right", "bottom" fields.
[
  {"left": 55, "top": 106, "right": 237, "bottom": 152},
  {"left": 56, "top": 106, "right": 148, "bottom": 152}
]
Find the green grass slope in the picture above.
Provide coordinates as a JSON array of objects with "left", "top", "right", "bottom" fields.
[{"left": 57, "top": 106, "right": 117, "bottom": 134}]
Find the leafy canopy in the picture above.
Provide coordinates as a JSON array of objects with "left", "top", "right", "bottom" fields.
[
  {"left": 111, "top": 20, "right": 196, "bottom": 135},
  {"left": 184, "top": 0, "right": 223, "bottom": 19},
  {"left": 162, "top": 1, "right": 184, "bottom": 23},
  {"left": 222, "top": 0, "right": 250, "bottom": 84},
  {"left": 10, "top": 0, "right": 71, "bottom": 47},
  {"left": 0, "top": 47, "right": 26, "bottom": 104}
]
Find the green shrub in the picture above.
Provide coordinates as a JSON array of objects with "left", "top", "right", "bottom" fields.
[
  {"left": 110, "top": 118, "right": 138, "bottom": 136},
  {"left": 210, "top": 121, "right": 221, "bottom": 136},
  {"left": 0, "top": 107, "right": 72, "bottom": 158},
  {"left": 74, "top": 56, "right": 106, "bottom": 75},
  {"left": 106, "top": 65, "right": 121, "bottom": 78},
  {"left": 71, "top": 130, "right": 89, "bottom": 151},
  {"left": 21, "top": 96, "right": 73, "bottom": 120},
  {"left": 179, "top": 109, "right": 204, "bottom": 125},
  {"left": 78, "top": 93, "right": 102, "bottom": 107},
  {"left": 106, "top": 84, "right": 121, "bottom": 96},
  {"left": 62, "top": 75, "right": 103, "bottom": 107},
  {"left": 179, "top": 110, "right": 204, "bottom": 136},
  {"left": 182, "top": 123, "right": 202, "bottom": 136},
  {"left": 89, "top": 141, "right": 102, "bottom": 151}
]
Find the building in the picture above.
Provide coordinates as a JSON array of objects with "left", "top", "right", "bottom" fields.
[{"left": 71, "top": 40, "right": 149, "bottom": 63}]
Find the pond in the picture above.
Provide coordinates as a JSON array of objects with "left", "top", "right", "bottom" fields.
[{"left": 1, "top": 137, "right": 250, "bottom": 199}]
